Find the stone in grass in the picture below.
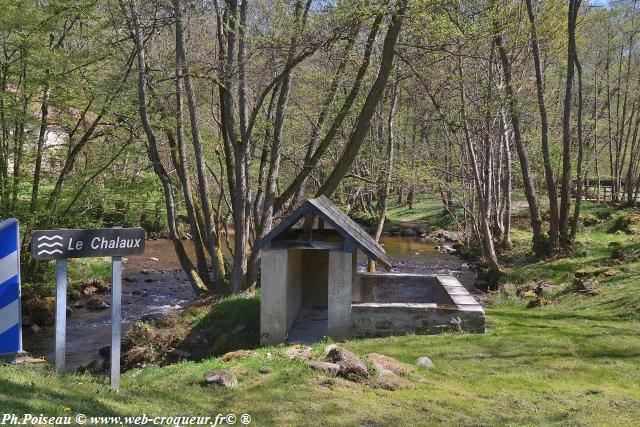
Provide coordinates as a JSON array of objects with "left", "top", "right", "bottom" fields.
[
  {"left": 367, "top": 375, "right": 413, "bottom": 391},
  {"left": 326, "top": 346, "right": 368, "bottom": 379},
  {"left": 416, "top": 356, "right": 435, "bottom": 369},
  {"left": 573, "top": 277, "right": 599, "bottom": 295},
  {"left": 367, "top": 354, "right": 413, "bottom": 391},
  {"left": 307, "top": 360, "right": 340, "bottom": 376},
  {"left": 258, "top": 366, "right": 273, "bottom": 374},
  {"left": 323, "top": 344, "right": 337, "bottom": 356},
  {"left": 284, "top": 345, "right": 313, "bottom": 361},
  {"left": 368, "top": 353, "right": 410, "bottom": 376},
  {"left": 204, "top": 370, "right": 238, "bottom": 388},
  {"left": 221, "top": 349, "right": 257, "bottom": 362},
  {"left": 575, "top": 268, "right": 608, "bottom": 278}
]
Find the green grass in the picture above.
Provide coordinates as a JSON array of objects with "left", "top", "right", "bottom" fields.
[
  {"left": 3, "top": 201, "right": 640, "bottom": 425},
  {"left": 3, "top": 307, "right": 639, "bottom": 425},
  {"left": 356, "top": 197, "right": 464, "bottom": 232}
]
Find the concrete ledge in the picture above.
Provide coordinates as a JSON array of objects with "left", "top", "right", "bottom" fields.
[{"left": 350, "top": 274, "right": 485, "bottom": 336}]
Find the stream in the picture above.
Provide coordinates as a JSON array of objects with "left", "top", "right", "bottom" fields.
[{"left": 21, "top": 236, "right": 476, "bottom": 371}]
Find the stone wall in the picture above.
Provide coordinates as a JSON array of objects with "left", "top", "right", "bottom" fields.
[
  {"left": 355, "top": 272, "right": 454, "bottom": 304},
  {"left": 286, "top": 250, "right": 303, "bottom": 332},
  {"left": 351, "top": 275, "right": 485, "bottom": 337},
  {"left": 301, "top": 250, "right": 328, "bottom": 307}
]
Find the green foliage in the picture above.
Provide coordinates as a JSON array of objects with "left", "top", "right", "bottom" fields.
[{"left": 609, "top": 213, "right": 640, "bottom": 235}]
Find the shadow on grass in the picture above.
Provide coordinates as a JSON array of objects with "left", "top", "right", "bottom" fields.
[{"left": 0, "top": 373, "right": 124, "bottom": 415}]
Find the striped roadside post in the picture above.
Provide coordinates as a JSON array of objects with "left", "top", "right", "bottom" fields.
[{"left": 0, "top": 218, "right": 23, "bottom": 360}]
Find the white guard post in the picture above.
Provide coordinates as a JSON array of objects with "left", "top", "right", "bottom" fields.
[{"left": 0, "top": 218, "right": 23, "bottom": 361}]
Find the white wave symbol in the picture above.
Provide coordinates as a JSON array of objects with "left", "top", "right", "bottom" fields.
[
  {"left": 37, "top": 249, "right": 63, "bottom": 255},
  {"left": 38, "top": 235, "right": 63, "bottom": 241},
  {"left": 37, "top": 242, "right": 63, "bottom": 248}
]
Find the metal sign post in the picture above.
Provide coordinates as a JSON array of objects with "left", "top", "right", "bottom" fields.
[
  {"left": 110, "top": 256, "right": 122, "bottom": 391},
  {"left": 55, "top": 259, "right": 67, "bottom": 371},
  {"left": 32, "top": 227, "right": 145, "bottom": 391}
]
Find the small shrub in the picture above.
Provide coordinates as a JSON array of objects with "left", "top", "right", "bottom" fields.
[
  {"left": 582, "top": 213, "right": 600, "bottom": 227},
  {"left": 609, "top": 241, "right": 626, "bottom": 261},
  {"left": 22, "top": 296, "right": 56, "bottom": 326},
  {"left": 609, "top": 214, "right": 640, "bottom": 234},
  {"left": 595, "top": 209, "right": 613, "bottom": 220},
  {"left": 501, "top": 283, "right": 517, "bottom": 296},
  {"left": 572, "top": 277, "right": 599, "bottom": 295},
  {"left": 526, "top": 297, "right": 549, "bottom": 308},
  {"left": 566, "top": 241, "right": 588, "bottom": 258}
]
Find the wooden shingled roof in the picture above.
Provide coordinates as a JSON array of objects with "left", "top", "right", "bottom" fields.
[{"left": 256, "top": 195, "right": 391, "bottom": 270}]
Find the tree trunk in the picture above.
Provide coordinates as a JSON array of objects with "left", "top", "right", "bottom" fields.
[
  {"left": 458, "top": 62, "right": 501, "bottom": 273},
  {"left": 317, "top": 0, "right": 408, "bottom": 197},
  {"left": 500, "top": 110, "right": 512, "bottom": 247},
  {"left": 571, "top": 53, "right": 585, "bottom": 239},
  {"left": 175, "top": 0, "right": 224, "bottom": 287},
  {"left": 559, "top": 0, "right": 580, "bottom": 245},
  {"left": 494, "top": 28, "right": 544, "bottom": 255},
  {"left": 370, "top": 73, "right": 399, "bottom": 271},
  {"left": 30, "top": 86, "right": 49, "bottom": 215},
  {"left": 525, "top": 0, "right": 559, "bottom": 252},
  {"left": 130, "top": 0, "right": 208, "bottom": 296}
]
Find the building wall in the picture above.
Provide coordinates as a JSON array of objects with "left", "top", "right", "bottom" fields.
[
  {"left": 260, "top": 249, "right": 303, "bottom": 345},
  {"left": 286, "top": 249, "right": 303, "bottom": 332},
  {"left": 301, "top": 250, "right": 328, "bottom": 307},
  {"left": 261, "top": 248, "right": 358, "bottom": 344},
  {"left": 327, "top": 251, "right": 353, "bottom": 339}
]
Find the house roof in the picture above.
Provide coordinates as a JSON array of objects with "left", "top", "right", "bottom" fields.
[{"left": 256, "top": 195, "right": 391, "bottom": 270}]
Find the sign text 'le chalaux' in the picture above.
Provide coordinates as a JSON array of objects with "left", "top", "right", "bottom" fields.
[{"left": 31, "top": 228, "right": 145, "bottom": 260}]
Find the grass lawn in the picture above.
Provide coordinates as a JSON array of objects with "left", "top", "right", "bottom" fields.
[
  {"left": 2, "top": 202, "right": 640, "bottom": 426},
  {"left": 2, "top": 307, "right": 638, "bottom": 426}
]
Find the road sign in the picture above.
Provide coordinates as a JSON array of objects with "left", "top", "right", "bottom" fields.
[
  {"left": 0, "top": 218, "right": 22, "bottom": 357},
  {"left": 31, "top": 228, "right": 145, "bottom": 260},
  {"left": 32, "top": 227, "right": 144, "bottom": 392}
]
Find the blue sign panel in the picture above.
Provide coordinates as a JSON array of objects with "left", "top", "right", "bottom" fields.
[{"left": 0, "top": 218, "right": 22, "bottom": 356}]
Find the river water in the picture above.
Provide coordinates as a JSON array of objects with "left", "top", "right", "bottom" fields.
[{"left": 22, "top": 236, "right": 475, "bottom": 371}]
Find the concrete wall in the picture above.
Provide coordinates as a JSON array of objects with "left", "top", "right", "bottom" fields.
[
  {"left": 356, "top": 272, "right": 454, "bottom": 304},
  {"left": 286, "top": 250, "right": 303, "bottom": 332},
  {"left": 350, "top": 275, "right": 485, "bottom": 337},
  {"left": 351, "top": 251, "right": 360, "bottom": 302},
  {"left": 327, "top": 251, "right": 353, "bottom": 339},
  {"left": 351, "top": 303, "right": 485, "bottom": 336},
  {"left": 301, "top": 251, "right": 328, "bottom": 307},
  {"left": 260, "top": 249, "right": 303, "bottom": 345}
]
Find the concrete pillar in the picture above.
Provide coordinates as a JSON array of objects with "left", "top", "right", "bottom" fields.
[
  {"left": 328, "top": 251, "right": 353, "bottom": 339},
  {"left": 260, "top": 250, "right": 289, "bottom": 345},
  {"left": 351, "top": 251, "right": 361, "bottom": 302}
]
